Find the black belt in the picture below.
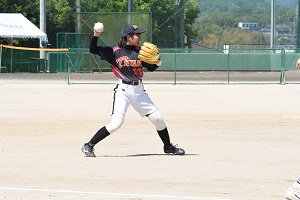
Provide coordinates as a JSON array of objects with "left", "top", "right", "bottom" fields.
[{"left": 122, "top": 80, "right": 141, "bottom": 85}]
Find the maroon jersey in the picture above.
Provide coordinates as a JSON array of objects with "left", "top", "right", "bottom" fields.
[{"left": 89, "top": 36, "right": 158, "bottom": 82}]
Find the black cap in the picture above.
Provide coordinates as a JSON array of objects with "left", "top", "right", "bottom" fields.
[{"left": 121, "top": 24, "right": 146, "bottom": 37}]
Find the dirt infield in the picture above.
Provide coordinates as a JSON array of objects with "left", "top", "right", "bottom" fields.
[{"left": 0, "top": 79, "right": 300, "bottom": 200}]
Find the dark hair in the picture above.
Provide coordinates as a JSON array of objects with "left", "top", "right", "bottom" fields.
[
  {"left": 117, "top": 38, "right": 124, "bottom": 47},
  {"left": 117, "top": 33, "right": 134, "bottom": 47}
]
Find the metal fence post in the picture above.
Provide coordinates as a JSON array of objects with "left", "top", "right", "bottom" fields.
[
  {"left": 280, "top": 48, "right": 285, "bottom": 85},
  {"left": 67, "top": 52, "right": 71, "bottom": 85},
  {"left": 0, "top": 45, "right": 2, "bottom": 73},
  {"left": 174, "top": 49, "right": 177, "bottom": 85},
  {"left": 227, "top": 49, "right": 230, "bottom": 84}
]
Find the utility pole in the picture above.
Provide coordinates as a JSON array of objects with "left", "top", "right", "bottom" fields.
[
  {"left": 179, "top": 0, "right": 185, "bottom": 48},
  {"left": 270, "top": 0, "right": 276, "bottom": 48},
  {"left": 76, "top": 0, "right": 81, "bottom": 33},
  {"left": 40, "top": 0, "right": 46, "bottom": 69},
  {"left": 128, "top": 0, "right": 133, "bottom": 23},
  {"left": 297, "top": 0, "right": 300, "bottom": 49},
  {"left": 40, "top": 0, "right": 46, "bottom": 38},
  {"left": 128, "top": 0, "right": 133, "bottom": 12}
]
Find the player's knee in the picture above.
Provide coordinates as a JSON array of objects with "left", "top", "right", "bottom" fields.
[
  {"left": 147, "top": 110, "right": 166, "bottom": 130},
  {"left": 106, "top": 113, "right": 124, "bottom": 133}
]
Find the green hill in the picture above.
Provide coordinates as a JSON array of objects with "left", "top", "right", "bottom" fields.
[
  {"left": 198, "top": 0, "right": 297, "bottom": 12},
  {"left": 271, "top": 0, "right": 297, "bottom": 8},
  {"left": 195, "top": 0, "right": 298, "bottom": 47}
]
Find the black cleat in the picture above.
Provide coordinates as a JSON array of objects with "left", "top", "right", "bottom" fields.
[
  {"left": 81, "top": 143, "right": 96, "bottom": 157},
  {"left": 164, "top": 143, "right": 185, "bottom": 155}
]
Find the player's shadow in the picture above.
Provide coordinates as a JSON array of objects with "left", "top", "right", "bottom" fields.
[
  {"left": 127, "top": 153, "right": 198, "bottom": 157},
  {"left": 100, "top": 153, "right": 198, "bottom": 157}
]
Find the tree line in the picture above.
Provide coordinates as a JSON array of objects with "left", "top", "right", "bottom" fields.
[
  {"left": 0, "top": 0, "right": 199, "bottom": 48},
  {"left": 0, "top": 0, "right": 297, "bottom": 48},
  {"left": 196, "top": 0, "right": 297, "bottom": 48}
]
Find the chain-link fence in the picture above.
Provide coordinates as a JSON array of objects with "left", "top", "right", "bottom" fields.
[
  {"left": 1, "top": 45, "right": 300, "bottom": 85},
  {"left": 61, "top": 47, "right": 300, "bottom": 85},
  {"left": 77, "top": 12, "right": 152, "bottom": 46}
]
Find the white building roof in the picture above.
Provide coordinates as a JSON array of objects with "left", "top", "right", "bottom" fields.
[{"left": 0, "top": 13, "right": 46, "bottom": 39}]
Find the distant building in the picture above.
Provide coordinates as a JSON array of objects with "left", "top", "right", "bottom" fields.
[
  {"left": 261, "top": 24, "right": 295, "bottom": 40},
  {"left": 238, "top": 22, "right": 260, "bottom": 31},
  {"left": 238, "top": 22, "right": 295, "bottom": 41},
  {"left": 276, "top": 24, "right": 293, "bottom": 34},
  {"left": 261, "top": 24, "right": 292, "bottom": 34}
]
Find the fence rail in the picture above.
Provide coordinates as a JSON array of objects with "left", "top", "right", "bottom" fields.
[{"left": 1, "top": 47, "right": 300, "bottom": 84}]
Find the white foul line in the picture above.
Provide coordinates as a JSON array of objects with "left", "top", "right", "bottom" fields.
[{"left": 0, "top": 187, "right": 230, "bottom": 200}]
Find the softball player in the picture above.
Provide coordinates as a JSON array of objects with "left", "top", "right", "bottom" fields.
[
  {"left": 285, "top": 59, "right": 300, "bottom": 200},
  {"left": 81, "top": 24, "right": 185, "bottom": 157},
  {"left": 286, "top": 179, "right": 300, "bottom": 200},
  {"left": 296, "top": 58, "right": 300, "bottom": 70},
  {"left": 285, "top": 61, "right": 300, "bottom": 200}
]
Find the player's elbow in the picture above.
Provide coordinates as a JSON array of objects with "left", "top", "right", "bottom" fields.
[{"left": 89, "top": 48, "right": 97, "bottom": 54}]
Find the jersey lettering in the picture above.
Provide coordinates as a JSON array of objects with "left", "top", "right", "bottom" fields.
[
  {"left": 111, "top": 45, "right": 144, "bottom": 81},
  {"left": 132, "top": 68, "right": 143, "bottom": 76},
  {"left": 116, "top": 56, "right": 142, "bottom": 69}
]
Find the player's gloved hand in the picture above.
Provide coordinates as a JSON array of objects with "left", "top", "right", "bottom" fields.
[{"left": 138, "top": 42, "right": 162, "bottom": 66}]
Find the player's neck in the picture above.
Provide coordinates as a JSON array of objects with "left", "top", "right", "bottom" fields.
[{"left": 123, "top": 43, "right": 136, "bottom": 50}]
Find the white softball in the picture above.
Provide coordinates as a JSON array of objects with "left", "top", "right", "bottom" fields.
[{"left": 93, "top": 22, "right": 104, "bottom": 33}]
